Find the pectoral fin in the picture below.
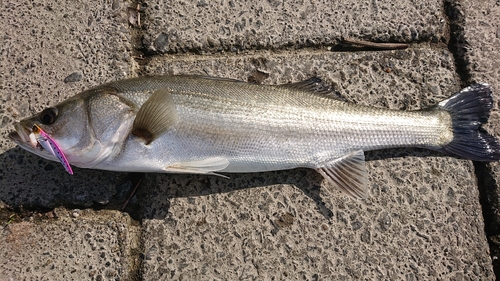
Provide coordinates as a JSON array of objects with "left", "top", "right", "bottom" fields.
[
  {"left": 316, "top": 150, "right": 369, "bottom": 199},
  {"left": 132, "top": 88, "right": 179, "bottom": 144},
  {"left": 165, "top": 157, "right": 230, "bottom": 178}
]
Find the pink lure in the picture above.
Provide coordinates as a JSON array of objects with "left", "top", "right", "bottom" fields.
[{"left": 32, "top": 124, "right": 73, "bottom": 175}]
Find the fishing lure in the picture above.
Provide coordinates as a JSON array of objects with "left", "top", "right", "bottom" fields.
[{"left": 32, "top": 124, "right": 73, "bottom": 175}]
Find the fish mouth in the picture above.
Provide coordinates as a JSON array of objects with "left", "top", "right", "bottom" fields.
[
  {"left": 9, "top": 123, "right": 37, "bottom": 148},
  {"left": 9, "top": 123, "right": 62, "bottom": 164},
  {"left": 8, "top": 130, "right": 22, "bottom": 142}
]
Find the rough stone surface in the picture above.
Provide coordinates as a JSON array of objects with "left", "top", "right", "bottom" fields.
[
  {"left": 141, "top": 157, "right": 489, "bottom": 280},
  {"left": 0, "top": 0, "right": 498, "bottom": 280},
  {"left": 141, "top": 0, "right": 447, "bottom": 54},
  {"left": 0, "top": 208, "right": 140, "bottom": 281}
]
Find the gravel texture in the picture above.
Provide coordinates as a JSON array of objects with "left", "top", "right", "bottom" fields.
[
  {"left": 141, "top": 0, "right": 446, "bottom": 54},
  {"left": 1, "top": 0, "right": 498, "bottom": 280},
  {"left": 1, "top": 208, "right": 140, "bottom": 280},
  {"left": 458, "top": 0, "right": 500, "bottom": 275}
]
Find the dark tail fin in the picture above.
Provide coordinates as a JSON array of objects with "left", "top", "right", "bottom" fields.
[{"left": 438, "top": 83, "right": 500, "bottom": 161}]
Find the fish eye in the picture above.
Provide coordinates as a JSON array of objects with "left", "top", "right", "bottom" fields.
[{"left": 39, "top": 107, "right": 58, "bottom": 125}]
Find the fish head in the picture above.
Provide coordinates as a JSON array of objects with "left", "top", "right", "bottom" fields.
[
  {"left": 9, "top": 87, "right": 136, "bottom": 168},
  {"left": 9, "top": 97, "right": 88, "bottom": 163}
]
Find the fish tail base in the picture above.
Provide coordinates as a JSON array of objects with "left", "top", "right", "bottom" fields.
[{"left": 438, "top": 83, "right": 500, "bottom": 161}]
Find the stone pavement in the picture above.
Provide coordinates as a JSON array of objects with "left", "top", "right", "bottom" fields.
[{"left": 1, "top": 0, "right": 499, "bottom": 280}]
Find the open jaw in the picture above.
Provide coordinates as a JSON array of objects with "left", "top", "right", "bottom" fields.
[
  {"left": 9, "top": 123, "right": 73, "bottom": 174},
  {"left": 9, "top": 123, "right": 48, "bottom": 155},
  {"left": 9, "top": 123, "right": 38, "bottom": 148}
]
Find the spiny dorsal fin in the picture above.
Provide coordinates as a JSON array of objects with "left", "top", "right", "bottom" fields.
[
  {"left": 280, "top": 77, "right": 334, "bottom": 95},
  {"left": 181, "top": 75, "right": 247, "bottom": 84},
  {"left": 132, "top": 88, "right": 179, "bottom": 145},
  {"left": 94, "top": 86, "right": 118, "bottom": 94},
  {"left": 316, "top": 150, "right": 369, "bottom": 199},
  {"left": 164, "top": 157, "right": 230, "bottom": 178}
]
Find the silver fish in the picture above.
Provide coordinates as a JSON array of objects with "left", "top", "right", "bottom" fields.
[{"left": 8, "top": 75, "right": 500, "bottom": 198}]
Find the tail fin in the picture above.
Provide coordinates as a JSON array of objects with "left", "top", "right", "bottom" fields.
[{"left": 438, "top": 83, "right": 500, "bottom": 161}]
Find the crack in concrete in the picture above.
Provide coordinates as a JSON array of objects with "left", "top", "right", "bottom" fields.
[
  {"left": 127, "top": 1, "right": 443, "bottom": 77},
  {"left": 444, "top": 0, "right": 471, "bottom": 87},
  {"left": 444, "top": 0, "right": 500, "bottom": 278}
]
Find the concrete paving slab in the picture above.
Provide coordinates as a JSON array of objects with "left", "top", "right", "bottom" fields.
[
  {"left": 458, "top": 0, "right": 500, "bottom": 274},
  {"left": 1, "top": 0, "right": 498, "bottom": 280},
  {"left": 141, "top": 0, "right": 447, "bottom": 54},
  {"left": 139, "top": 49, "right": 494, "bottom": 279},
  {"left": 0, "top": 208, "right": 140, "bottom": 281},
  {"left": 0, "top": 0, "right": 136, "bottom": 207}
]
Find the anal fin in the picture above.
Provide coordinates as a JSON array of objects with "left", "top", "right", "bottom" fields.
[{"left": 316, "top": 150, "right": 369, "bottom": 199}]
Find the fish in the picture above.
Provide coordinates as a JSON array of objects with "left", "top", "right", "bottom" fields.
[
  {"left": 31, "top": 124, "right": 73, "bottom": 175},
  {"left": 8, "top": 75, "right": 500, "bottom": 198}
]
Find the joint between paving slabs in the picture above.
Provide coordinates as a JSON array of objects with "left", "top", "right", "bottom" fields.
[{"left": 444, "top": 0, "right": 500, "bottom": 278}]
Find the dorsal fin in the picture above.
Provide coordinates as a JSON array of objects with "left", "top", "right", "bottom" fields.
[
  {"left": 181, "top": 75, "right": 247, "bottom": 84},
  {"left": 132, "top": 88, "right": 179, "bottom": 145},
  {"left": 280, "top": 77, "right": 333, "bottom": 95},
  {"left": 280, "top": 77, "right": 345, "bottom": 100}
]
